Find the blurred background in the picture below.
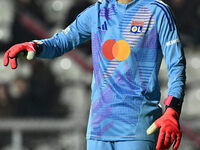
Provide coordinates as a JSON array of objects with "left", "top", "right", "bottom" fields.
[{"left": 0, "top": 0, "right": 199, "bottom": 150}]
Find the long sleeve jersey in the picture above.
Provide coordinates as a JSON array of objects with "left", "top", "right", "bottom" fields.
[{"left": 38, "top": 0, "right": 186, "bottom": 142}]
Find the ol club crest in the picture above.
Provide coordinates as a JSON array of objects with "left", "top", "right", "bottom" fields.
[{"left": 130, "top": 20, "right": 144, "bottom": 33}]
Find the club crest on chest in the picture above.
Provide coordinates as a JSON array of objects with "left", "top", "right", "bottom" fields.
[{"left": 130, "top": 20, "right": 144, "bottom": 33}]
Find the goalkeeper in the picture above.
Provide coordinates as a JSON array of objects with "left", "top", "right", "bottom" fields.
[{"left": 3, "top": 0, "right": 186, "bottom": 149}]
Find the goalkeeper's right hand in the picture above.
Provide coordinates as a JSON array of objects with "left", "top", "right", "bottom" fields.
[{"left": 3, "top": 42, "right": 36, "bottom": 69}]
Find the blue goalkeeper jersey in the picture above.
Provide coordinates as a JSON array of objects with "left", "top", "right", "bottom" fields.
[{"left": 38, "top": 0, "right": 186, "bottom": 142}]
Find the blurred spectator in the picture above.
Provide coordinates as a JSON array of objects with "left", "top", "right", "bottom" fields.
[
  {"left": 14, "top": 76, "right": 32, "bottom": 117},
  {"left": 0, "top": 0, "right": 44, "bottom": 51},
  {"left": 166, "top": 0, "right": 200, "bottom": 44},
  {"left": 0, "top": 0, "right": 14, "bottom": 52},
  {"left": 0, "top": 0, "right": 70, "bottom": 119},
  {"left": 28, "top": 60, "right": 62, "bottom": 118},
  {"left": 0, "top": 84, "right": 14, "bottom": 117},
  {"left": 14, "top": 60, "right": 67, "bottom": 118}
]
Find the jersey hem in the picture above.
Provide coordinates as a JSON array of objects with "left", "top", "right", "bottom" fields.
[{"left": 86, "top": 135, "right": 156, "bottom": 142}]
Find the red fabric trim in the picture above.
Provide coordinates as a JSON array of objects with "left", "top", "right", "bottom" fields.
[{"left": 164, "top": 95, "right": 173, "bottom": 106}]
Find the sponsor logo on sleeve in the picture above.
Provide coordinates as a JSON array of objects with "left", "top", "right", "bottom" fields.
[
  {"left": 33, "top": 40, "right": 43, "bottom": 45},
  {"left": 64, "top": 26, "right": 70, "bottom": 34},
  {"left": 166, "top": 38, "right": 180, "bottom": 46}
]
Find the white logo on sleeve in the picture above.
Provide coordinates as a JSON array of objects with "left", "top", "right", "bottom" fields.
[
  {"left": 166, "top": 38, "right": 180, "bottom": 46},
  {"left": 33, "top": 40, "right": 43, "bottom": 45},
  {"left": 64, "top": 27, "right": 70, "bottom": 34}
]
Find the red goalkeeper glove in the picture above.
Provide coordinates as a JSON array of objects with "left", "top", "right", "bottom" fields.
[
  {"left": 147, "top": 96, "right": 183, "bottom": 150},
  {"left": 3, "top": 42, "right": 36, "bottom": 69}
]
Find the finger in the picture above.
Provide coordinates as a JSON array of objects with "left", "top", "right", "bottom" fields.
[
  {"left": 10, "top": 58, "right": 17, "bottom": 69},
  {"left": 9, "top": 44, "right": 26, "bottom": 58},
  {"left": 164, "top": 131, "right": 172, "bottom": 149},
  {"left": 173, "top": 134, "right": 182, "bottom": 150},
  {"left": 3, "top": 50, "right": 10, "bottom": 66},
  {"left": 171, "top": 133, "right": 176, "bottom": 145},
  {"left": 156, "top": 131, "right": 165, "bottom": 150},
  {"left": 147, "top": 123, "right": 158, "bottom": 135},
  {"left": 157, "top": 145, "right": 165, "bottom": 150},
  {"left": 27, "top": 51, "right": 35, "bottom": 60}
]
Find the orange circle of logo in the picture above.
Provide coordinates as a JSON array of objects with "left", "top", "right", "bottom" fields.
[{"left": 102, "top": 39, "right": 131, "bottom": 61}]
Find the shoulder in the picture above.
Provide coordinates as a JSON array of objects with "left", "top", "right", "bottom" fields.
[
  {"left": 147, "top": 0, "right": 176, "bottom": 30},
  {"left": 147, "top": 0, "right": 172, "bottom": 15}
]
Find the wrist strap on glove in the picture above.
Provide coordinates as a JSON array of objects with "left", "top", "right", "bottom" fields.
[
  {"left": 164, "top": 96, "right": 183, "bottom": 114},
  {"left": 32, "top": 40, "right": 43, "bottom": 56}
]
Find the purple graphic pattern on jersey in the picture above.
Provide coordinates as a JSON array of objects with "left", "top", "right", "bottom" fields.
[
  {"left": 92, "top": 33, "right": 104, "bottom": 88},
  {"left": 99, "top": 4, "right": 116, "bottom": 19}
]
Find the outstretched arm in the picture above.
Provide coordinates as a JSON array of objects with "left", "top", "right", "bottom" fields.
[{"left": 3, "top": 4, "right": 95, "bottom": 69}]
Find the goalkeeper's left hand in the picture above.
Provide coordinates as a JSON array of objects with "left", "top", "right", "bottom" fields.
[{"left": 147, "top": 105, "right": 182, "bottom": 150}]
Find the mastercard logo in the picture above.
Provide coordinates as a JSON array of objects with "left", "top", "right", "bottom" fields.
[{"left": 102, "top": 39, "right": 131, "bottom": 61}]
